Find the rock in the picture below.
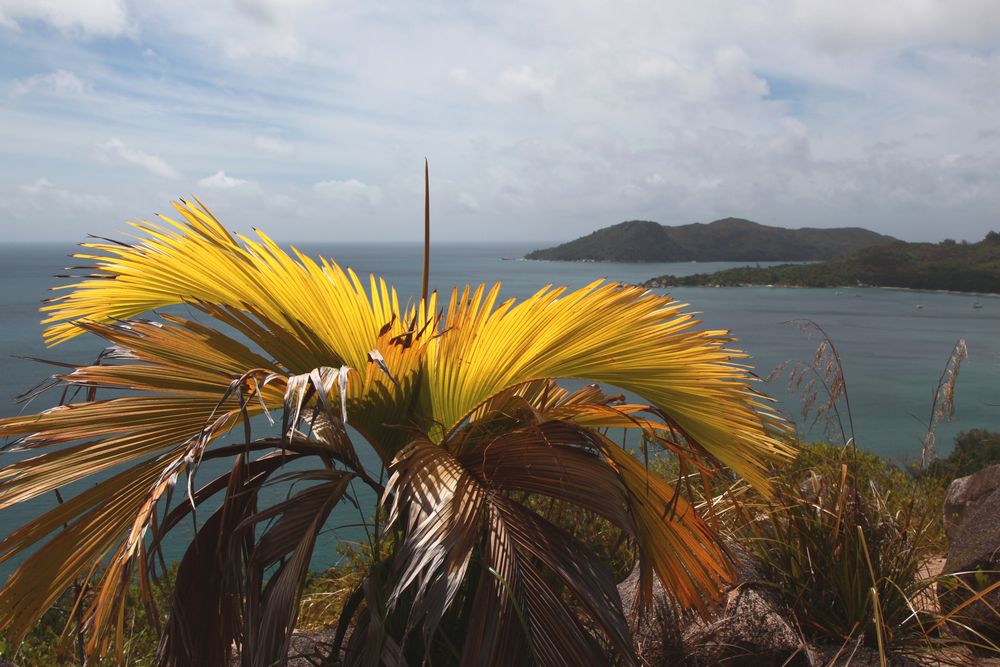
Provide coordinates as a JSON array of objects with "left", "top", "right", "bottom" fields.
[
  {"left": 940, "top": 464, "right": 1000, "bottom": 645},
  {"left": 683, "top": 586, "right": 809, "bottom": 666},
  {"left": 808, "top": 644, "right": 927, "bottom": 666},
  {"left": 943, "top": 463, "right": 1000, "bottom": 543},
  {"left": 617, "top": 553, "right": 812, "bottom": 666},
  {"left": 287, "top": 629, "right": 337, "bottom": 665},
  {"left": 229, "top": 629, "right": 337, "bottom": 666},
  {"left": 617, "top": 563, "right": 685, "bottom": 665}
]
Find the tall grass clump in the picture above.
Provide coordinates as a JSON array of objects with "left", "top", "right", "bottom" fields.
[{"left": 741, "top": 445, "right": 942, "bottom": 658}]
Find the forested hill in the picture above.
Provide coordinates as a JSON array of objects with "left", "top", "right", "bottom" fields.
[
  {"left": 643, "top": 233, "right": 1000, "bottom": 294},
  {"left": 525, "top": 217, "right": 896, "bottom": 262}
]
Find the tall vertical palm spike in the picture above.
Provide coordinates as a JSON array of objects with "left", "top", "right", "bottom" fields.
[{"left": 422, "top": 159, "right": 430, "bottom": 306}]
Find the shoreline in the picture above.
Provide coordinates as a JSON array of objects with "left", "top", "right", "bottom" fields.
[
  {"left": 641, "top": 280, "right": 1000, "bottom": 298},
  {"left": 877, "top": 285, "right": 1000, "bottom": 298}
]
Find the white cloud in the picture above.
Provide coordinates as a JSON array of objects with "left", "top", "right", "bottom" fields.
[
  {"left": 18, "top": 178, "right": 112, "bottom": 211},
  {"left": 194, "top": 170, "right": 263, "bottom": 197},
  {"left": 792, "top": 0, "right": 1000, "bottom": 53},
  {"left": 495, "top": 65, "right": 555, "bottom": 102},
  {"left": 266, "top": 193, "right": 297, "bottom": 210},
  {"left": 253, "top": 135, "right": 295, "bottom": 156},
  {"left": 622, "top": 47, "right": 768, "bottom": 104},
  {"left": 712, "top": 47, "right": 770, "bottom": 99},
  {"left": 456, "top": 192, "right": 480, "bottom": 212},
  {"left": 452, "top": 65, "right": 556, "bottom": 105},
  {"left": 141, "top": 47, "right": 165, "bottom": 63},
  {"left": 447, "top": 67, "right": 471, "bottom": 85},
  {"left": 0, "top": 0, "right": 129, "bottom": 36},
  {"left": 234, "top": 0, "right": 319, "bottom": 27},
  {"left": 312, "top": 178, "right": 383, "bottom": 206},
  {"left": 12, "top": 69, "right": 90, "bottom": 96},
  {"left": 633, "top": 55, "right": 685, "bottom": 84},
  {"left": 97, "top": 138, "right": 181, "bottom": 179},
  {"left": 198, "top": 170, "right": 249, "bottom": 189},
  {"left": 138, "top": 0, "right": 324, "bottom": 61},
  {"left": 18, "top": 178, "right": 53, "bottom": 196}
]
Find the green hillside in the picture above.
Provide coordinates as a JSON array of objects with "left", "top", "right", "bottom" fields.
[
  {"left": 526, "top": 217, "right": 896, "bottom": 262},
  {"left": 643, "top": 233, "right": 1000, "bottom": 293}
]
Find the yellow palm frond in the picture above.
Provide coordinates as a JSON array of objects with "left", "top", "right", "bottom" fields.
[
  {"left": 422, "top": 281, "right": 792, "bottom": 489},
  {"left": 42, "top": 200, "right": 403, "bottom": 374}
]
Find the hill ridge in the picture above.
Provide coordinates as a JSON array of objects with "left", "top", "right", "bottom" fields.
[{"left": 525, "top": 217, "right": 897, "bottom": 262}]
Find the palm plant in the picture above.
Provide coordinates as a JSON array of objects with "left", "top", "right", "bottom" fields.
[{"left": 0, "top": 199, "right": 792, "bottom": 665}]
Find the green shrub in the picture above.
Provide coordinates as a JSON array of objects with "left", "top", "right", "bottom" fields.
[{"left": 925, "top": 429, "right": 1000, "bottom": 482}]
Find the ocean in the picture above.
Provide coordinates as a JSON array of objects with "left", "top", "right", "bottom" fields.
[{"left": 2, "top": 241, "right": 999, "bottom": 574}]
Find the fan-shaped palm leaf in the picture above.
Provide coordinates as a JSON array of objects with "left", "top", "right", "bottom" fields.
[{"left": 0, "top": 200, "right": 792, "bottom": 664}]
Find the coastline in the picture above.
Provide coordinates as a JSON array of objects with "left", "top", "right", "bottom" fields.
[
  {"left": 641, "top": 279, "right": 1000, "bottom": 298},
  {"left": 878, "top": 285, "right": 1000, "bottom": 298}
]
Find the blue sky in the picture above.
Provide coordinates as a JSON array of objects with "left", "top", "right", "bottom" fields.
[{"left": 1, "top": 0, "right": 998, "bottom": 243}]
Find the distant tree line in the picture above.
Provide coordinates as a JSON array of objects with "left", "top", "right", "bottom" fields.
[{"left": 646, "top": 233, "right": 1000, "bottom": 294}]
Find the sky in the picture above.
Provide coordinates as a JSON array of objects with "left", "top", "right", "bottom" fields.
[{"left": 0, "top": 0, "right": 998, "bottom": 243}]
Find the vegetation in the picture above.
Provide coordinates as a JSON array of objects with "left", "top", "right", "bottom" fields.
[
  {"left": 925, "top": 429, "right": 1000, "bottom": 482},
  {"left": 0, "top": 199, "right": 792, "bottom": 665},
  {"left": 0, "top": 567, "right": 176, "bottom": 666},
  {"left": 646, "top": 232, "right": 1000, "bottom": 294},
  {"left": 526, "top": 217, "right": 895, "bottom": 262},
  {"left": 741, "top": 445, "right": 944, "bottom": 656},
  {"left": 728, "top": 325, "right": 998, "bottom": 661},
  {"left": 14, "top": 431, "right": 1000, "bottom": 665}
]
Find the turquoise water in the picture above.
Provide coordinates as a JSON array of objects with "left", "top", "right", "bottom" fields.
[{"left": 1, "top": 242, "right": 998, "bottom": 574}]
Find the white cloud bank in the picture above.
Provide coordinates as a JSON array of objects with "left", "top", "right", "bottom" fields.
[{"left": 1, "top": 0, "right": 998, "bottom": 242}]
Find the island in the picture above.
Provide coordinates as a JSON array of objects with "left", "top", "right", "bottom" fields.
[
  {"left": 525, "top": 217, "right": 896, "bottom": 262},
  {"left": 642, "top": 233, "right": 1000, "bottom": 294}
]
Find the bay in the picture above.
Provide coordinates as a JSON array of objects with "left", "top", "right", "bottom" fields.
[{"left": 1, "top": 241, "right": 998, "bottom": 576}]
